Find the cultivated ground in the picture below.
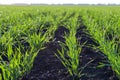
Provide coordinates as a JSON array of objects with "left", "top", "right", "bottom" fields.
[{"left": 0, "top": 6, "right": 120, "bottom": 80}]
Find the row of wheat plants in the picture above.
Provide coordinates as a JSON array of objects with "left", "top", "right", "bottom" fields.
[
  {"left": 56, "top": 11, "right": 82, "bottom": 80},
  {"left": 81, "top": 7, "right": 120, "bottom": 79},
  {"left": 0, "top": 6, "right": 58, "bottom": 80}
]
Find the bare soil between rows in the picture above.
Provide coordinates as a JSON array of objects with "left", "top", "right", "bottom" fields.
[{"left": 22, "top": 25, "right": 119, "bottom": 80}]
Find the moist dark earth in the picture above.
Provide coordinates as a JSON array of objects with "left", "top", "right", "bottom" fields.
[{"left": 22, "top": 25, "right": 119, "bottom": 80}]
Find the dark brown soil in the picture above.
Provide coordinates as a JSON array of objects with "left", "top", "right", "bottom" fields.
[
  {"left": 76, "top": 24, "right": 118, "bottom": 80},
  {"left": 76, "top": 25, "right": 118, "bottom": 80},
  {"left": 22, "top": 26, "right": 71, "bottom": 80},
  {"left": 22, "top": 25, "right": 119, "bottom": 80}
]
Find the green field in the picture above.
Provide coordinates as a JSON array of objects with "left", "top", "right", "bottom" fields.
[{"left": 0, "top": 6, "right": 120, "bottom": 80}]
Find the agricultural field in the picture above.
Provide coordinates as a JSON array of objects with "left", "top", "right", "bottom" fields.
[{"left": 0, "top": 5, "right": 120, "bottom": 80}]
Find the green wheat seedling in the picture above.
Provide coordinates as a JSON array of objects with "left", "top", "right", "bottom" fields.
[
  {"left": 56, "top": 35, "right": 81, "bottom": 80},
  {"left": 0, "top": 44, "right": 38, "bottom": 80}
]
